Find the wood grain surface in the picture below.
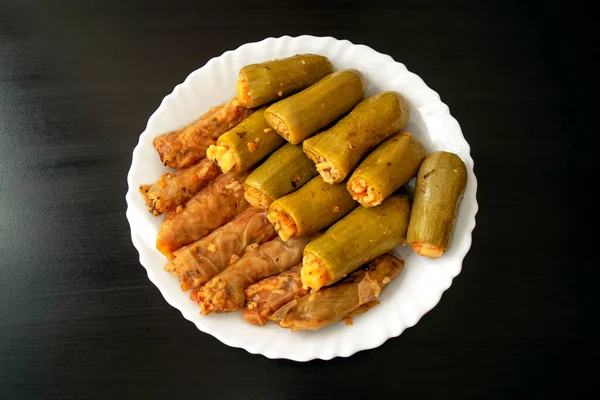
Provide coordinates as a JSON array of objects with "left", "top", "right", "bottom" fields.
[{"left": 0, "top": 0, "right": 594, "bottom": 399}]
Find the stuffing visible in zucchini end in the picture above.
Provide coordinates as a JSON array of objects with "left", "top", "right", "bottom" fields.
[
  {"left": 410, "top": 242, "right": 444, "bottom": 258},
  {"left": 265, "top": 112, "right": 291, "bottom": 141},
  {"left": 244, "top": 185, "right": 273, "bottom": 209},
  {"left": 267, "top": 208, "right": 297, "bottom": 242},
  {"left": 207, "top": 143, "right": 237, "bottom": 173},
  {"left": 315, "top": 157, "right": 341, "bottom": 184},
  {"left": 348, "top": 178, "right": 378, "bottom": 206},
  {"left": 301, "top": 253, "right": 330, "bottom": 291},
  {"left": 236, "top": 74, "right": 252, "bottom": 106}
]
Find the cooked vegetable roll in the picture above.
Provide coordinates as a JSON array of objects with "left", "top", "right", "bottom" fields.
[
  {"left": 244, "top": 143, "right": 318, "bottom": 209},
  {"left": 193, "top": 234, "right": 318, "bottom": 315},
  {"left": 406, "top": 151, "right": 467, "bottom": 258},
  {"left": 156, "top": 170, "right": 251, "bottom": 257},
  {"left": 153, "top": 98, "right": 253, "bottom": 169},
  {"left": 236, "top": 54, "right": 334, "bottom": 108},
  {"left": 164, "top": 208, "right": 276, "bottom": 291},
  {"left": 206, "top": 108, "right": 285, "bottom": 173},
  {"left": 264, "top": 70, "right": 365, "bottom": 144},
  {"left": 271, "top": 254, "right": 403, "bottom": 331},
  {"left": 267, "top": 176, "right": 357, "bottom": 242},
  {"left": 303, "top": 91, "right": 410, "bottom": 184},
  {"left": 139, "top": 158, "right": 220, "bottom": 216},
  {"left": 301, "top": 195, "right": 411, "bottom": 291},
  {"left": 242, "top": 265, "right": 308, "bottom": 326},
  {"left": 347, "top": 132, "right": 426, "bottom": 207}
]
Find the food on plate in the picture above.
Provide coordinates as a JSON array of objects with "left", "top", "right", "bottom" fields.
[
  {"left": 138, "top": 51, "right": 473, "bottom": 336},
  {"left": 156, "top": 170, "right": 251, "bottom": 257},
  {"left": 153, "top": 98, "right": 252, "bottom": 169},
  {"left": 267, "top": 176, "right": 357, "bottom": 242},
  {"left": 236, "top": 54, "right": 334, "bottom": 108},
  {"left": 264, "top": 69, "right": 365, "bottom": 144},
  {"left": 303, "top": 91, "right": 410, "bottom": 184},
  {"left": 271, "top": 254, "right": 403, "bottom": 331},
  {"left": 242, "top": 265, "right": 308, "bottom": 326},
  {"left": 139, "top": 158, "right": 220, "bottom": 216},
  {"left": 406, "top": 151, "right": 467, "bottom": 258},
  {"left": 192, "top": 234, "right": 318, "bottom": 315},
  {"left": 301, "top": 195, "right": 411, "bottom": 291},
  {"left": 164, "top": 208, "right": 276, "bottom": 291},
  {"left": 347, "top": 132, "right": 426, "bottom": 207},
  {"left": 207, "top": 108, "right": 285, "bottom": 173},
  {"left": 244, "top": 143, "right": 317, "bottom": 209}
]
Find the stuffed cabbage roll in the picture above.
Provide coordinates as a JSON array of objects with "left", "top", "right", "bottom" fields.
[
  {"left": 242, "top": 265, "right": 308, "bottom": 326},
  {"left": 139, "top": 158, "right": 220, "bottom": 216},
  {"left": 271, "top": 254, "right": 403, "bottom": 331},
  {"left": 156, "top": 170, "right": 251, "bottom": 256},
  {"left": 192, "top": 234, "right": 318, "bottom": 315},
  {"left": 164, "top": 208, "right": 275, "bottom": 291},
  {"left": 153, "top": 98, "right": 253, "bottom": 169}
]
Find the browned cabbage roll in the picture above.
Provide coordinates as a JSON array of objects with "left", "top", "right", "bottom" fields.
[
  {"left": 271, "top": 254, "right": 403, "bottom": 331},
  {"left": 164, "top": 208, "right": 276, "bottom": 291},
  {"left": 156, "top": 170, "right": 251, "bottom": 257},
  {"left": 153, "top": 98, "right": 253, "bottom": 169},
  {"left": 242, "top": 265, "right": 309, "bottom": 326},
  {"left": 192, "top": 234, "right": 318, "bottom": 315},
  {"left": 139, "top": 158, "right": 220, "bottom": 216}
]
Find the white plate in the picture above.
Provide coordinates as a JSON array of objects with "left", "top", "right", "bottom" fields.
[{"left": 125, "top": 35, "right": 478, "bottom": 361}]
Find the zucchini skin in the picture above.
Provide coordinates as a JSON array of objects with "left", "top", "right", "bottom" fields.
[
  {"left": 406, "top": 151, "right": 467, "bottom": 258},
  {"left": 237, "top": 54, "right": 334, "bottom": 108},
  {"left": 301, "top": 195, "right": 411, "bottom": 290},
  {"left": 244, "top": 143, "right": 318, "bottom": 209},
  {"left": 264, "top": 70, "right": 365, "bottom": 144},
  {"left": 213, "top": 108, "right": 286, "bottom": 172},
  {"left": 303, "top": 91, "right": 410, "bottom": 184},
  {"left": 267, "top": 176, "right": 358, "bottom": 241},
  {"left": 347, "top": 132, "right": 426, "bottom": 207}
]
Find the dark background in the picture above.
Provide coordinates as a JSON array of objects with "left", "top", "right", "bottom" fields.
[{"left": 0, "top": 0, "right": 595, "bottom": 399}]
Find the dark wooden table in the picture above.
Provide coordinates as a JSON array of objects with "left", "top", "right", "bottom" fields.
[{"left": 1, "top": 1, "right": 594, "bottom": 398}]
